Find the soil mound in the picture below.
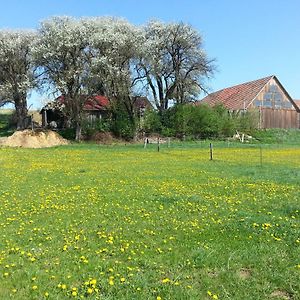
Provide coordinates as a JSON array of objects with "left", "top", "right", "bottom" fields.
[{"left": 0, "top": 129, "right": 69, "bottom": 148}]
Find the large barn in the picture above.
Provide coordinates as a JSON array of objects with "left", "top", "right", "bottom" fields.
[{"left": 200, "top": 75, "right": 300, "bottom": 129}]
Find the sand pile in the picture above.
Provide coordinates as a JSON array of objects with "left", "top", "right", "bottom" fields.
[{"left": 0, "top": 129, "right": 69, "bottom": 148}]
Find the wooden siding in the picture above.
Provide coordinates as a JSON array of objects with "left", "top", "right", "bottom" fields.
[
  {"left": 249, "top": 78, "right": 296, "bottom": 111},
  {"left": 259, "top": 108, "right": 299, "bottom": 129}
]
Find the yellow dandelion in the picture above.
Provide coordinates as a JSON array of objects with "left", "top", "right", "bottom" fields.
[
  {"left": 90, "top": 279, "right": 97, "bottom": 285},
  {"left": 162, "top": 278, "right": 170, "bottom": 283}
]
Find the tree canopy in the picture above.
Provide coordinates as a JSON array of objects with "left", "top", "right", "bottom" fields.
[
  {"left": 0, "top": 16, "right": 215, "bottom": 138},
  {"left": 0, "top": 30, "right": 36, "bottom": 129}
]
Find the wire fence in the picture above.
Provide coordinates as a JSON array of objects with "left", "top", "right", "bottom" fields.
[{"left": 140, "top": 137, "right": 300, "bottom": 167}]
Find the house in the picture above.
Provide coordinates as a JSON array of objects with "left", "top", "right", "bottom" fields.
[
  {"left": 40, "top": 95, "right": 110, "bottom": 128},
  {"left": 132, "top": 96, "right": 153, "bottom": 117},
  {"left": 40, "top": 95, "right": 152, "bottom": 128},
  {"left": 200, "top": 75, "right": 300, "bottom": 129}
]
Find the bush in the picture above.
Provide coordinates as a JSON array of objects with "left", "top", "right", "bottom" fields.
[
  {"left": 110, "top": 105, "right": 137, "bottom": 140},
  {"left": 142, "top": 103, "right": 255, "bottom": 139},
  {"left": 82, "top": 118, "right": 111, "bottom": 139},
  {"left": 58, "top": 128, "right": 76, "bottom": 140},
  {"left": 143, "top": 110, "right": 162, "bottom": 134}
]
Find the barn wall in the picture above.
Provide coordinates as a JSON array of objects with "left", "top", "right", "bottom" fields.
[
  {"left": 260, "top": 108, "right": 299, "bottom": 129},
  {"left": 250, "top": 78, "right": 296, "bottom": 111}
]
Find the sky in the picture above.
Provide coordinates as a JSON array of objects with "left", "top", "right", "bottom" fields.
[{"left": 0, "top": 0, "right": 300, "bottom": 109}]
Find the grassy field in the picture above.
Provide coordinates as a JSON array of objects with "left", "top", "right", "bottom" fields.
[{"left": 0, "top": 142, "right": 299, "bottom": 299}]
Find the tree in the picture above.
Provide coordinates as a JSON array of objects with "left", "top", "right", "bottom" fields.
[
  {"left": 88, "top": 17, "right": 144, "bottom": 138},
  {"left": 0, "top": 30, "right": 36, "bottom": 129},
  {"left": 139, "top": 21, "right": 214, "bottom": 111},
  {"left": 33, "top": 16, "right": 94, "bottom": 140}
]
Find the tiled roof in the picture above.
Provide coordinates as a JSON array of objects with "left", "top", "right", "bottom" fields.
[
  {"left": 200, "top": 75, "right": 274, "bottom": 110},
  {"left": 55, "top": 95, "right": 110, "bottom": 111},
  {"left": 84, "top": 95, "right": 109, "bottom": 111}
]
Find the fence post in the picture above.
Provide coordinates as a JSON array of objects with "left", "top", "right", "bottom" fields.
[
  {"left": 260, "top": 145, "right": 263, "bottom": 167},
  {"left": 210, "top": 143, "right": 213, "bottom": 160},
  {"left": 157, "top": 137, "right": 160, "bottom": 152}
]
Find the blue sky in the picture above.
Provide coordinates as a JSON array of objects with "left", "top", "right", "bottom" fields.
[{"left": 1, "top": 0, "right": 300, "bottom": 108}]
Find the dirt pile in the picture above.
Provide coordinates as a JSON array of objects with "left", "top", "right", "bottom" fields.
[{"left": 0, "top": 129, "right": 69, "bottom": 148}]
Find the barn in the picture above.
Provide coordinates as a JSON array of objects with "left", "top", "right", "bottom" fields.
[
  {"left": 40, "top": 95, "right": 110, "bottom": 128},
  {"left": 40, "top": 95, "right": 152, "bottom": 129},
  {"left": 200, "top": 75, "right": 300, "bottom": 129}
]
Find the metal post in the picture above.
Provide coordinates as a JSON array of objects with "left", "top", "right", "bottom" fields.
[
  {"left": 157, "top": 137, "right": 160, "bottom": 152},
  {"left": 210, "top": 143, "right": 213, "bottom": 160}
]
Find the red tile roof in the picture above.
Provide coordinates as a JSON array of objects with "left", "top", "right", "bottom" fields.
[
  {"left": 200, "top": 75, "right": 274, "bottom": 110},
  {"left": 84, "top": 95, "right": 109, "bottom": 110},
  {"left": 56, "top": 95, "right": 109, "bottom": 111}
]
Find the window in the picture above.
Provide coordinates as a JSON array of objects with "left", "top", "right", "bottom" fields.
[
  {"left": 269, "top": 84, "right": 278, "bottom": 92},
  {"left": 254, "top": 100, "right": 262, "bottom": 107},
  {"left": 264, "top": 100, "right": 272, "bottom": 108}
]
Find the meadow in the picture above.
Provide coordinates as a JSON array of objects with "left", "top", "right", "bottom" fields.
[{"left": 0, "top": 142, "right": 299, "bottom": 299}]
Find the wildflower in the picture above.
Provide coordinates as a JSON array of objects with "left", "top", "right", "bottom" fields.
[
  {"left": 90, "top": 278, "right": 97, "bottom": 286},
  {"left": 32, "top": 285, "right": 38, "bottom": 290},
  {"left": 162, "top": 278, "right": 170, "bottom": 283},
  {"left": 109, "top": 279, "right": 114, "bottom": 286}
]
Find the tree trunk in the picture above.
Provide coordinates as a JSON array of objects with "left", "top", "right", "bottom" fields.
[
  {"left": 75, "top": 122, "right": 82, "bottom": 141},
  {"left": 15, "top": 96, "right": 28, "bottom": 130}
]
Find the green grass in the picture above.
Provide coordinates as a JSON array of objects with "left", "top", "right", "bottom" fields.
[
  {"left": 251, "top": 128, "right": 300, "bottom": 144},
  {"left": 0, "top": 143, "right": 299, "bottom": 299}
]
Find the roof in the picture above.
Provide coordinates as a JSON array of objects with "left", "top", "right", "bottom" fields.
[
  {"left": 132, "top": 96, "right": 153, "bottom": 109},
  {"left": 200, "top": 75, "right": 274, "bottom": 110},
  {"left": 293, "top": 100, "right": 300, "bottom": 111},
  {"left": 83, "top": 95, "right": 109, "bottom": 111},
  {"left": 41, "top": 95, "right": 110, "bottom": 112}
]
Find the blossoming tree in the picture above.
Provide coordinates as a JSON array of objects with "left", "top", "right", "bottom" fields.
[{"left": 0, "top": 30, "right": 36, "bottom": 129}]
